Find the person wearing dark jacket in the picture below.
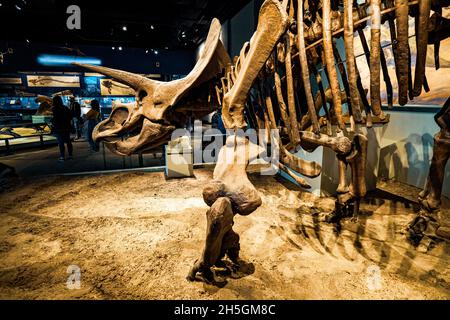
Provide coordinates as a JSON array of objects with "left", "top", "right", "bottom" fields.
[
  {"left": 69, "top": 96, "right": 82, "bottom": 139},
  {"left": 84, "top": 99, "right": 101, "bottom": 152},
  {"left": 51, "top": 96, "right": 73, "bottom": 162}
]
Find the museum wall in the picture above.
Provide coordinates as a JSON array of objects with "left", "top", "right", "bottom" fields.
[
  {"left": 378, "top": 108, "right": 450, "bottom": 198},
  {"left": 280, "top": 109, "right": 450, "bottom": 199},
  {"left": 222, "top": 0, "right": 264, "bottom": 58}
]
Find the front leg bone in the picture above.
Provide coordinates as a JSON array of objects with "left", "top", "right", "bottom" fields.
[
  {"left": 347, "top": 134, "right": 368, "bottom": 199},
  {"left": 187, "top": 197, "right": 235, "bottom": 283},
  {"left": 188, "top": 134, "right": 265, "bottom": 284},
  {"left": 337, "top": 157, "right": 349, "bottom": 194},
  {"left": 330, "top": 134, "right": 368, "bottom": 221}
]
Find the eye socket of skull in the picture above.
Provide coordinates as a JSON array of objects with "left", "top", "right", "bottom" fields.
[
  {"left": 100, "top": 107, "right": 129, "bottom": 131},
  {"left": 138, "top": 90, "right": 148, "bottom": 103}
]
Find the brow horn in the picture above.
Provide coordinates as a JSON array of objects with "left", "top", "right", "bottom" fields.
[{"left": 72, "top": 63, "right": 157, "bottom": 93}]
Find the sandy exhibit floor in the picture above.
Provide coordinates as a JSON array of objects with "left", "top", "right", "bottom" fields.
[{"left": 0, "top": 168, "right": 448, "bottom": 299}]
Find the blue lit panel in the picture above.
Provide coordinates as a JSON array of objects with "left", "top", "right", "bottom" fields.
[{"left": 37, "top": 55, "right": 102, "bottom": 66}]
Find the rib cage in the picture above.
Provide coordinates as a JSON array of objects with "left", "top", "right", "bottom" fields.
[
  {"left": 218, "top": 0, "right": 448, "bottom": 137},
  {"left": 210, "top": 0, "right": 450, "bottom": 197}
]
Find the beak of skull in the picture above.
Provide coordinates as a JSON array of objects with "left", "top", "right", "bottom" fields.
[{"left": 92, "top": 102, "right": 175, "bottom": 156}]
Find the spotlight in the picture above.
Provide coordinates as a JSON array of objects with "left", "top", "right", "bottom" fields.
[
  {"left": 145, "top": 49, "right": 149, "bottom": 53},
  {"left": 122, "top": 25, "right": 127, "bottom": 31},
  {"left": 112, "top": 46, "right": 115, "bottom": 50},
  {"left": 26, "top": 39, "right": 30, "bottom": 43},
  {"left": 150, "top": 25, "right": 154, "bottom": 30},
  {"left": 154, "top": 50, "right": 158, "bottom": 55},
  {"left": 118, "top": 46, "right": 122, "bottom": 51}
]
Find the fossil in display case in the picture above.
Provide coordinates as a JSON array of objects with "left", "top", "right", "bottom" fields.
[
  {"left": 74, "top": 0, "right": 450, "bottom": 283},
  {"left": 34, "top": 90, "right": 74, "bottom": 116}
]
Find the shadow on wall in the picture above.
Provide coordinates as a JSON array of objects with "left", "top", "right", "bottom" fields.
[{"left": 379, "top": 133, "right": 449, "bottom": 198}]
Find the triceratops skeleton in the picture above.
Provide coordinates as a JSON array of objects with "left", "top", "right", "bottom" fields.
[{"left": 74, "top": 0, "right": 450, "bottom": 283}]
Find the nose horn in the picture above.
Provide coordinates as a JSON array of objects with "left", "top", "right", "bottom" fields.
[{"left": 72, "top": 63, "right": 156, "bottom": 92}]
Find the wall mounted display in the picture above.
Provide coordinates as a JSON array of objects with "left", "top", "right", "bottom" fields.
[
  {"left": 82, "top": 76, "right": 101, "bottom": 96},
  {"left": 0, "top": 77, "right": 22, "bottom": 85},
  {"left": 26, "top": 75, "right": 80, "bottom": 87},
  {"left": 100, "top": 78, "right": 134, "bottom": 96}
]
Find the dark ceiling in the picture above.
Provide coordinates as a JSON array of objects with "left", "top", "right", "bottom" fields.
[{"left": 0, "top": 0, "right": 252, "bottom": 50}]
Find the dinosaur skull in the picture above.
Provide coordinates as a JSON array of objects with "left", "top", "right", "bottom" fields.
[
  {"left": 74, "top": 18, "right": 230, "bottom": 155},
  {"left": 91, "top": 101, "right": 176, "bottom": 155}
]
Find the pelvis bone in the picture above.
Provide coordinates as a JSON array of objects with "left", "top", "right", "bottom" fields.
[{"left": 73, "top": 18, "right": 230, "bottom": 155}]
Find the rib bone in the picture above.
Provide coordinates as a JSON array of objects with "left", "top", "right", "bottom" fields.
[
  {"left": 369, "top": 0, "right": 384, "bottom": 117},
  {"left": 222, "top": 0, "right": 289, "bottom": 129},
  {"left": 323, "top": 0, "right": 346, "bottom": 131},
  {"left": 343, "top": 0, "right": 363, "bottom": 123},
  {"left": 297, "top": 0, "right": 320, "bottom": 134},
  {"left": 413, "top": 0, "right": 432, "bottom": 96}
]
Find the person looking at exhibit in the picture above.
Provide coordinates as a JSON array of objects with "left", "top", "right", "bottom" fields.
[
  {"left": 85, "top": 99, "right": 101, "bottom": 152},
  {"left": 51, "top": 96, "right": 73, "bottom": 162},
  {"left": 69, "top": 96, "right": 83, "bottom": 140}
]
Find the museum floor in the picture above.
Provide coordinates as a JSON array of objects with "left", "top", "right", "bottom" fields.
[{"left": 0, "top": 168, "right": 448, "bottom": 299}]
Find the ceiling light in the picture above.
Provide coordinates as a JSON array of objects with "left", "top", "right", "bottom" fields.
[
  {"left": 122, "top": 26, "right": 127, "bottom": 31},
  {"left": 26, "top": 39, "right": 30, "bottom": 43},
  {"left": 37, "top": 54, "right": 102, "bottom": 66},
  {"left": 154, "top": 50, "right": 158, "bottom": 55},
  {"left": 145, "top": 49, "right": 149, "bottom": 53},
  {"left": 15, "top": 4, "right": 22, "bottom": 10},
  {"left": 118, "top": 46, "right": 122, "bottom": 51},
  {"left": 112, "top": 46, "right": 115, "bottom": 50},
  {"left": 150, "top": 25, "right": 154, "bottom": 30}
]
